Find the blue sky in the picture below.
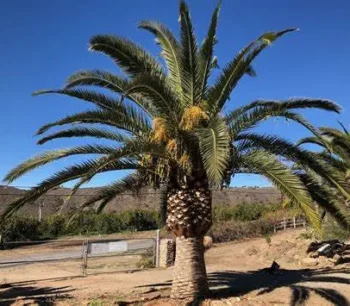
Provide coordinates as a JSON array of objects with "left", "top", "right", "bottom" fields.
[{"left": 0, "top": 0, "right": 349, "bottom": 188}]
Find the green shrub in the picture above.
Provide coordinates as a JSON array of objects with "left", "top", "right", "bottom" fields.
[
  {"left": 210, "top": 218, "right": 274, "bottom": 243},
  {"left": 322, "top": 217, "right": 350, "bottom": 241},
  {"left": 1, "top": 216, "right": 41, "bottom": 241},
  {"left": 1, "top": 209, "right": 160, "bottom": 242},
  {"left": 212, "top": 203, "right": 280, "bottom": 223}
]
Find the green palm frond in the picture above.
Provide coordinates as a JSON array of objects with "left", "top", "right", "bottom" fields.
[
  {"left": 71, "top": 174, "right": 145, "bottom": 216},
  {"left": 179, "top": 0, "right": 201, "bottom": 106},
  {"left": 297, "top": 136, "right": 329, "bottom": 147},
  {"left": 236, "top": 133, "right": 350, "bottom": 191},
  {"left": 37, "top": 127, "right": 131, "bottom": 145},
  {"left": 197, "top": 116, "right": 230, "bottom": 186},
  {"left": 65, "top": 69, "right": 129, "bottom": 91},
  {"left": 281, "top": 112, "right": 324, "bottom": 140},
  {"left": 4, "top": 145, "right": 116, "bottom": 183},
  {"left": 207, "top": 28, "right": 297, "bottom": 112},
  {"left": 251, "top": 98, "right": 341, "bottom": 113},
  {"left": 298, "top": 171, "right": 350, "bottom": 230},
  {"left": 123, "top": 74, "right": 180, "bottom": 119},
  {"left": 228, "top": 107, "right": 327, "bottom": 139},
  {"left": 89, "top": 35, "right": 164, "bottom": 78},
  {"left": 66, "top": 159, "right": 139, "bottom": 204},
  {"left": 64, "top": 70, "right": 156, "bottom": 116},
  {"left": 198, "top": 1, "right": 221, "bottom": 98},
  {"left": 239, "top": 150, "right": 321, "bottom": 231},
  {"left": 138, "top": 21, "right": 183, "bottom": 97},
  {"left": 225, "top": 98, "right": 340, "bottom": 124},
  {"left": 33, "top": 88, "right": 123, "bottom": 113},
  {"left": 68, "top": 140, "right": 167, "bottom": 194},
  {"left": 1, "top": 159, "right": 122, "bottom": 220},
  {"left": 36, "top": 109, "right": 151, "bottom": 136},
  {"left": 320, "top": 126, "right": 349, "bottom": 138}
]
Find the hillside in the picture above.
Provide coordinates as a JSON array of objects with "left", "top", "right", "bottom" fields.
[{"left": 0, "top": 185, "right": 281, "bottom": 218}]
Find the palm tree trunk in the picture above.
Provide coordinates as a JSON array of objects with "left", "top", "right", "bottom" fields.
[
  {"left": 171, "top": 236, "right": 209, "bottom": 299},
  {"left": 166, "top": 186, "right": 212, "bottom": 300}
]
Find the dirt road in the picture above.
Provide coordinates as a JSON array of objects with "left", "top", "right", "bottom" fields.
[{"left": 1, "top": 229, "right": 350, "bottom": 305}]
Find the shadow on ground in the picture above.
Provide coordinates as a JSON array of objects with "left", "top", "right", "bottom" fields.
[
  {"left": 137, "top": 267, "right": 350, "bottom": 305},
  {"left": 0, "top": 282, "right": 74, "bottom": 306}
]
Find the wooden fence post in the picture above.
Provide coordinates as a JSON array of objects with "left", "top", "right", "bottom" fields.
[
  {"left": 283, "top": 218, "right": 287, "bottom": 230},
  {"left": 155, "top": 230, "right": 160, "bottom": 268},
  {"left": 81, "top": 239, "right": 88, "bottom": 277},
  {"left": 293, "top": 217, "right": 296, "bottom": 228}
]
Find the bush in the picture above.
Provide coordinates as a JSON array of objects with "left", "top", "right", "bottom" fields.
[
  {"left": 322, "top": 217, "right": 350, "bottom": 241},
  {"left": 210, "top": 218, "right": 275, "bottom": 243},
  {"left": 212, "top": 203, "right": 281, "bottom": 223},
  {"left": 1, "top": 209, "right": 160, "bottom": 242},
  {"left": 1, "top": 216, "right": 41, "bottom": 241}
]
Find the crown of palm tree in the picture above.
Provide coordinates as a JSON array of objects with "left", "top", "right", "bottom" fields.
[{"left": 2, "top": 1, "right": 347, "bottom": 230}]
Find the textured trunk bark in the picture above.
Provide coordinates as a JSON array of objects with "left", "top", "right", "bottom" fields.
[
  {"left": 171, "top": 236, "right": 209, "bottom": 299},
  {"left": 166, "top": 186, "right": 212, "bottom": 300}
]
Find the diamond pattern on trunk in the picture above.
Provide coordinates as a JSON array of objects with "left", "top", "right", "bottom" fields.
[{"left": 166, "top": 187, "right": 212, "bottom": 237}]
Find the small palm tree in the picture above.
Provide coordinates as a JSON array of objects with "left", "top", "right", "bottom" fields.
[
  {"left": 2, "top": 1, "right": 347, "bottom": 299},
  {"left": 298, "top": 123, "right": 350, "bottom": 230}
]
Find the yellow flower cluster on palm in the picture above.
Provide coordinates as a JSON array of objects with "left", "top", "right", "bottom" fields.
[{"left": 180, "top": 106, "right": 208, "bottom": 131}]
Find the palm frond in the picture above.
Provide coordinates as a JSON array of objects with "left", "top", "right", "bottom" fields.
[
  {"left": 64, "top": 70, "right": 156, "bottom": 116},
  {"left": 319, "top": 127, "right": 348, "bottom": 138},
  {"left": 37, "top": 127, "right": 131, "bottom": 145},
  {"left": 179, "top": 0, "right": 201, "bottom": 106},
  {"left": 251, "top": 98, "right": 341, "bottom": 113},
  {"left": 1, "top": 159, "right": 123, "bottom": 219},
  {"left": 89, "top": 35, "right": 164, "bottom": 78},
  {"left": 68, "top": 140, "right": 167, "bottom": 194},
  {"left": 239, "top": 150, "right": 321, "bottom": 231},
  {"left": 123, "top": 74, "right": 180, "bottom": 120},
  {"left": 298, "top": 171, "right": 350, "bottom": 230},
  {"left": 138, "top": 21, "right": 183, "bottom": 97},
  {"left": 4, "top": 145, "right": 116, "bottom": 183},
  {"left": 67, "top": 159, "right": 139, "bottom": 203},
  {"left": 72, "top": 174, "right": 145, "bottom": 216},
  {"left": 33, "top": 88, "right": 122, "bottom": 113},
  {"left": 237, "top": 133, "right": 350, "bottom": 202},
  {"left": 198, "top": 1, "right": 221, "bottom": 98},
  {"left": 297, "top": 136, "right": 329, "bottom": 147},
  {"left": 197, "top": 116, "right": 230, "bottom": 186},
  {"left": 281, "top": 112, "right": 324, "bottom": 140},
  {"left": 207, "top": 28, "right": 297, "bottom": 112},
  {"left": 36, "top": 109, "right": 151, "bottom": 136},
  {"left": 225, "top": 98, "right": 340, "bottom": 124}
]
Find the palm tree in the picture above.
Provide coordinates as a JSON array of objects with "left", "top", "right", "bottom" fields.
[
  {"left": 2, "top": 1, "right": 348, "bottom": 300},
  {"left": 298, "top": 123, "right": 350, "bottom": 230}
]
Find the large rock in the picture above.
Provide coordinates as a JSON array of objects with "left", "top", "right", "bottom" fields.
[{"left": 203, "top": 236, "right": 213, "bottom": 251}]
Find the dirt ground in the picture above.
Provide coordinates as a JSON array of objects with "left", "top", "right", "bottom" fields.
[{"left": 1, "top": 229, "right": 350, "bottom": 305}]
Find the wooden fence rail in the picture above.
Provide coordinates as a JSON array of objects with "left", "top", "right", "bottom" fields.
[{"left": 273, "top": 217, "right": 307, "bottom": 233}]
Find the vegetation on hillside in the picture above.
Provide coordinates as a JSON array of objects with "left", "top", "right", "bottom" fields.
[{"left": 1, "top": 204, "right": 287, "bottom": 242}]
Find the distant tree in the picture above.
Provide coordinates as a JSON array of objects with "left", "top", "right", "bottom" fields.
[{"left": 2, "top": 1, "right": 348, "bottom": 300}]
